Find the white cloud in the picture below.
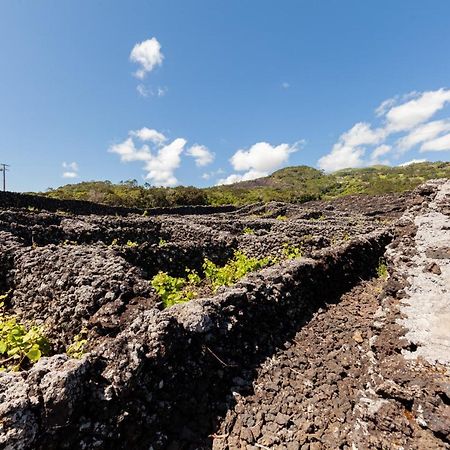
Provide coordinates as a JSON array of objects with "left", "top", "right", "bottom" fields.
[
  {"left": 109, "top": 129, "right": 191, "bottom": 187},
  {"left": 157, "top": 87, "right": 167, "bottom": 97},
  {"left": 143, "top": 138, "right": 186, "bottom": 186},
  {"left": 281, "top": 82, "right": 290, "bottom": 89},
  {"left": 231, "top": 141, "right": 299, "bottom": 173},
  {"left": 385, "top": 89, "right": 450, "bottom": 132},
  {"left": 202, "top": 168, "right": 224, "bottom": 180},
  {"left": 62, "top": 171, "right": 78, "bottom": 179},
  {"left": 340, "top": 122, "right": 386, "bottom": 147},
  {"left": 109, "top": 137, "right": 151, "bottom": 162},
  {"left": 420, "top": 132, "right": 450, "bottom": 152},
  {"left": 130, "top": 37, "right": 164, "bottom": 79},
  {"left": 217, "top": 170, "right": 268, "bottom": 186},
  {"left": 62, "top": 162, "right": 79, "bottom": 179},
  {"left": 217, "top": 141, "right": 301, "bottom": 185},
  {"left": 369, "top": 144, "right": 392, "bottom": 166},
  {"left": 318, "top": 88, "right": 450, "bottom": 171},
  {"left": 399, "top": 159, "right": 427, "bottom": 166},
  {"left": 371, "top": 144, "right": 391, "bottom": 159},
  {"left": 187, "top": 145, "right": 214, "bottom": 167},
  {"left": 375, "top": 97, "right": 397, "bottom": 117},
  {"left": 137, "top": 84, "right": 150, "bottom": 97},
  {"left": 318, "top": 123, "right": 384, "bottom": 172},
  {"left": 130, "top": 127, "right": 167, "bottom": 144},
  {"left": 396, "top": 119, "right": 450, "bottom": 152},
  {"left": 318, "top": 145, "right": 365, "bottom": 172},
  {"left": 137, "top": 84, "right": 167, "bottom": 98}
]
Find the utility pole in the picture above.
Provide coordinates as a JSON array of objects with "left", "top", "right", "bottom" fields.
[{"left": 0, "top": 163, "right": 10, "bottom": 192}]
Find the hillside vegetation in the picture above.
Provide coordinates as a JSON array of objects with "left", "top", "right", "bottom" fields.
[{"left": 42, "top": 161, "right": 450, "bottom": 208}]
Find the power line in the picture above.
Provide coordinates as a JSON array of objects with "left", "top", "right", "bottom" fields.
[{"left": 0, "top": 163, "right": 10, "bottom": 192}]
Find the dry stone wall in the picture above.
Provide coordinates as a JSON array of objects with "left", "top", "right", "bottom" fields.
[{"left": 0, "top": 191, "right": 417, "bottom": 449}]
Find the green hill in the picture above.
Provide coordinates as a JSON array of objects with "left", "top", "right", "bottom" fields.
[{"left": 41, "top": 161, "right": 450, "bottom": 208}]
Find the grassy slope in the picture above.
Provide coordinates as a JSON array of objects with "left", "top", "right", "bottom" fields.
[{"left": 41, "top": 161, "right": 450, "bottom": 207}]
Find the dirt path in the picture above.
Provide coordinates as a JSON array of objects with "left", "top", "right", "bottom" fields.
[{"left": 212, "top": 275, "right": 449, "bottom": 449}]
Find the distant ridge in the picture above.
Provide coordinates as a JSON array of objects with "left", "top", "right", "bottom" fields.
[{"left": 40, "top": 161, "right": 450, "bottom": 207}]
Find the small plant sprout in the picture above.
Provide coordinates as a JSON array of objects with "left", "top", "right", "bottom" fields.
[
  {"left": 243, "top": 227, "right": 255, "bottom": 235},
  {"left": 158, "top": 238, "right": 168, "bottom": 248},
  {"left": 282, "top": 243, "right": 303, "bottom": 260},
  {"left": 377, "top": 260, "right": 389, "bottom": 280},
  {"left": 0, "top": 290, "right": 11, "bottom": 308},
  {"left": 185, "top": 268, "right": 201, "bottom": 285},
  {"left": 67, "top": 329, "right": 88, "bottom": 359},
  {"left": 126, "top": 240, "right": 139, "bottom": 248},
  {"left": 276, "top": 215, "right": 287, "bottom": 221},
  {"left": 0, "top": 294, "right": 50, "bottom": 371}
]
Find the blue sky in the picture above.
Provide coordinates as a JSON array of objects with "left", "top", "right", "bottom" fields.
[{"left": 1, "top": 1, "right": 450, "bottom": 191}]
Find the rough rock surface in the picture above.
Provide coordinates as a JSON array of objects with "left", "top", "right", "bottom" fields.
[
  {"left": 392, "top": 179, "right": 450, "bottom": 365},
  {"left": 213, "top": 181, "right": 450, "bottom": 450},
  {"left": 0, "top": 185, "right": 448, "bottom": 449}
]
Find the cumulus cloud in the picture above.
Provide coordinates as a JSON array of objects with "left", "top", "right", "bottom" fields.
[
  {"left": 62, "top": 162, "right": 79, "bottom": 179},
  {"left": 231, "top": 142, "right": 299, "bottom": 173},
  {"left": 187, "top": 144, "right": 214, "bottom": 167},
  {"left": 369, "top": 145, "right": 392, "bottom": 165},
  {"left": 130, "top": 37, "right": 164, "bottom": 79},
  {"left": 109, "top": 128, "right": 187, "bottom": 187},
  {"left": 130, "top": 127, "right": 167, "bottom": 144},
  {"left": 371, "top": 144, "right": 391, "bottom": 159},
  {"left": 318, "top": 88, "right": 450, "bottom": 172},
  {"left": 217, "top": 141, "right": 301, "bottom": 185},
  {"left": 399, "top": 159, "right": 427, "bottom": 166},
  {"left": 385, "top": 89, "right": 450, "bottom": 132},
  {"left": 396, "top": 119, "right": 450, "bottom": 152},
  {"left": 318, "top": 123, "right": 384, "bottom": 172},
  {"left": 420, "top": 133, "right": 450, "bottom": 152},
  {"left": 143, "top": 138, "right": 186, "bottom": 186},
  {"left": 217, "top": 170, "right": 268, "bottom": 186},
  {"left": 318, "top": 145, "right": 365, "bottom": 173}
]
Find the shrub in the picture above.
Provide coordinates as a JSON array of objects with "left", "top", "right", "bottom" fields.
[
  {"left": 203, "top": 251, "right": 272, "bottom": 291},
  {"left": 151, "top": 271, "right": 200, "bottom": 308},
  {"left": 0, "top": 315, "right": 49, "bottom": 372}
]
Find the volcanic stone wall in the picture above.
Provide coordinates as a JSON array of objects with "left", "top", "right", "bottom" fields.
[
  {"left": 0, "top": 191, "right": 416, "bottom": 449},
  {"left": 0, "top": 230, "right": 391, "bottom": 450},
  {"left": 0, "top": 191, "right": 236, "bottom": 216}
]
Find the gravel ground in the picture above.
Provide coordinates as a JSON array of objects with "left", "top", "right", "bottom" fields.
[
  {"left": 212, "top": 276, "right": 449, "bottom": 450},
  {"left": 212, "top": 181, "right": 450, "bottom": 450}
]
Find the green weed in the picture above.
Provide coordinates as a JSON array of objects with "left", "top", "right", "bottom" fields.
[
  {"left": 377, "top": 260, "right": 389, "bottom": 280},
  {"left": 151, "top": 270, "right": 200, "bottom": 308},
  {"left": 66, "top": 329, "right": 88, "bottom": 359},
  {"left": 0, "top": 296, "right": 50, "bottom": 371},
  {"left": 282, "top": 243, "right": 303, "bottom": 260},
  {"left": 203, "top": 251, "right": 272, "bottom": 291}
]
